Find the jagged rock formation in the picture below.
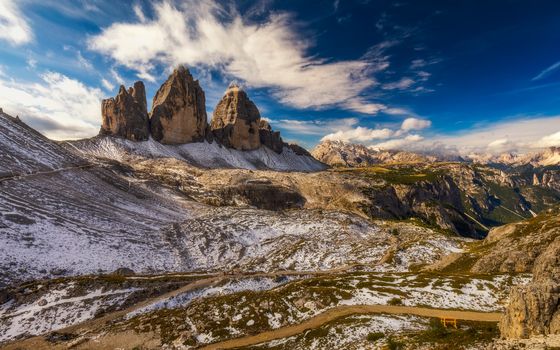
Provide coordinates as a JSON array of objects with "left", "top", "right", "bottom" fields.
[
  {"left": 150, "top": 66, "right": 207, "bottom": 144},
  {"left": 258, "top": 119, "right": 283, "bottom": 153},
  {"left": 97, "top": 68, "right": 313, "bottom": 157},
  {"left": 100, "top": 82, "right": 149, "bottom": 141},
  {"left": 210, "top": 83, "right": 261, "bottom": 151}
]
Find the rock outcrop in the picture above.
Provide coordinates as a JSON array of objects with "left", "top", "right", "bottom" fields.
[
  {"left": 100, "top": 82, "right": 149, "bottom": 141},
  {"left": 210, "top": 83, "right": 261, "bottom": 151},
  {"left": 258, "top": 120, "right": 283, "bottom": 153},
  {"left": 150, "top": 66, "right": 207, "bottom": 144},
  {"left": 498, "top": 209, "right": 560, "bottom": 339}
]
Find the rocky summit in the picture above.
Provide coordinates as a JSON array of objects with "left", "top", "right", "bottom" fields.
[
  {"left": 210, "top": 83, "right": 262, "bottom": 150},
  {"left": 100, "top": 81, "right": 149, "bottom": 141},
  {"left": 258, "top": 119, "right": 284, "bottom": 153},
  {"left": 149, "top": 66, "right": 207, "bottom": 144},
  {"left": 97, "top": 66, "right": 298, "bottom": 156}
]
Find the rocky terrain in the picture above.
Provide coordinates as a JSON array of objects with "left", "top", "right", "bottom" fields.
[{"left": 1, "top": 68, "right": 559, "bottom": 349}]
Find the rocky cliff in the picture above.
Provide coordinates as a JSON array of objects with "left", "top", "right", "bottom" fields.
[
  {"left": 150, "top": 66, "right": 207, "bottom": 144},
  {"left": 210, "top": 83, "right": 262, "bottom": 151},
  {"left": 496, "top": 208, "right": 560, "bottom": 339},
  {"left": 100, "top": 81, "right": 149, "bottom": 141}
]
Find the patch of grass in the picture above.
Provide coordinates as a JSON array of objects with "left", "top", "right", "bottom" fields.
[
  {"left": 386, "top": 336, "right": 405, "bottom": 350},
  {"left": 410, "top": 318, "right": 499, "bottom": 348},
  {"left": 388, "top": 297, "right": 403, "bottom": 306},
  {"left": 367, "top": 332, "right": 384, "bottom": 342}
]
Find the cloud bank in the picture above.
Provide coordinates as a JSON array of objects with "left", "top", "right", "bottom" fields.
[{"left": 0, "top": 71, "right": 103, "bottom": 139}]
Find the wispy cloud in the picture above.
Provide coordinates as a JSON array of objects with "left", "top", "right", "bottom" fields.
[
  {"left": 271, "top": 117, "right": 359, "bottom": 135},
  {"left": 382, "top": 77, "right": 415, "bottom": 90},
  {"left": 400, "top": 117, "right": 431, "bottom": 131},
  {"left": 87, "top": 1, "right": 391, "bottom": 114},
  {"left": 532, "top": 61, "right": 560, "bottom": 81},
  {"left": 0, "top": 0, "right": 33, "bottom": 45}
]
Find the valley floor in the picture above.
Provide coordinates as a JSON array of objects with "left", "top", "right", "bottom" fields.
[{"left": 1, "top": 268, "right": 528, "bottom": 349}]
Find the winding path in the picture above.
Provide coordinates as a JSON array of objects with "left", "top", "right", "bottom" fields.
[
  {"left": 200, "top": 305, "right": 502, "bottom": 350},
  {"left": 2, "top": 267, "right": 502, "bottom": 350}
]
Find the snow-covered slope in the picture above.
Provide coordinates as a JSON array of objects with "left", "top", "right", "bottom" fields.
[
  {"left": 0, "top": 112, "right": 85, "bottom": 175},
  {"left": 68, "top": 136, "right": 326, "bottom": 172}
]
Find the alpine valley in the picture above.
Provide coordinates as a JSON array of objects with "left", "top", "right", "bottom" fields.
[{"left": 0, "top": 63, "right": 559, "bottom": 350}]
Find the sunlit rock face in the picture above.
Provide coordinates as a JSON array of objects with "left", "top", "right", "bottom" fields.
[
  {"left": 500, "top": 234, "right": 560, "bottom": 338},
  {"left": 210, "top": 83, "right": 262, "bottom": 151},
  {"left": 100, "top": 81, "right": 149, "bottom": 141},
  {"left": 150, "top": 66, "right": 207, "bottom": 144}
]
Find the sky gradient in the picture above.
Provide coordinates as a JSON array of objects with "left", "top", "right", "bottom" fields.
[{"left": 1, "top": 0, "right": 560, "bottom": 154}]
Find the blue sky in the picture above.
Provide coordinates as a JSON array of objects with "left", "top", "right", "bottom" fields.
[{"left": 1, "top": 0, "right": 560, "bottom": 154}]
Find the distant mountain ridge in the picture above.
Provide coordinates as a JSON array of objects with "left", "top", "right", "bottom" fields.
[
  {"left": 311, "top": 140, "right": 460, "bottom": 167},
  {"left": 467, "top": 147, "right": 560, "bottom": 167},
  {"left": 312, "top": 139, "right": 560, "bottom": 167}
]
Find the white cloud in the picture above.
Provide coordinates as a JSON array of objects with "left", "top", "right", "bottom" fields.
[
  {"left": 410, "top": 59, "right": 426, "bottom": 69},
  {"left": 0, "top": 71, "right": 103, "bottom": 139},
  {"left": 110, "top": 68, "right": 125, "bottom": 85},
  {"left": 76, "top": 51, "right": 94, "bottom": 70},
  {"left": 27, "top": 58, "right": 37, "bottom": 69},
  {"left": 101, "top": 78, "right": 115, "bottom": 91},
  {"left": 88, "top": 1, "right": 386, "bottom": 114},
  {"left": 322, "top": 127, "right": 394, "bottom": 142},
  {"left": 370, "top": 134, "right": 424, "bottom": 150},
  {"left": 532, "top": 61, "right": 560, "bottom": 81},
  {"left": 133, "top": 3, "right": 146, "bottom": 22},
  {"left": 401, "top": 117, "right": 431, "bottom": 131},
  {"left": 532, "top": 131, "right": 560, "bottom": 148},
  {"left": 420, "top": 116, "right": 560, "bottom": 154},
  {"left": 382, "top": 77, "right": 415, "bottom": 90},
  {"left": 487, "top": 138, "right": 510, "bottom": 148},
  {"left": 0, "top": 0, "right": 32, "bottom": 45}
]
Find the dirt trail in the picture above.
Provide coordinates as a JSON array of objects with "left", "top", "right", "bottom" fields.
[
  {"left": 1, "top": 266, "right": 358, "bottom": 350},
  {"left": 0, "top": 163, "right": 95, "bottom": 183},
  {"left": 200, "top": 305, "right": 502, "bottom": 350},
  {"left": 2, "top": 266, "right": 502, "bottom": 350}
]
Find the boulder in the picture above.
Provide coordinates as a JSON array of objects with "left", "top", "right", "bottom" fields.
[
  {"left": 258, "top": 119, "right": 284, "bottom": 153},
  {"left": 210, "top": 83, "right": 261, "bottom": 150},
  {"left": 100, "top": 82, "right": 149, "bottom": 141},
  {"left": 150, "top": 66, "right": 207, "bottom": 144}
]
